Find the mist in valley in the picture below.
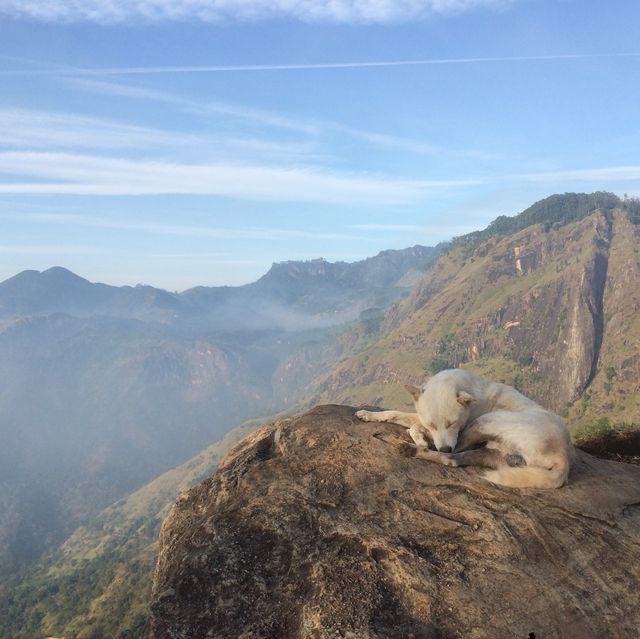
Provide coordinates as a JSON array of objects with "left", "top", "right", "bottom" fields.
[{"left": 0, "top": 246, "right": 438, "bottom": 572}]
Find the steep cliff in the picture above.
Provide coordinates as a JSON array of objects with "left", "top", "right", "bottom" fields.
[
  {"left": 149, "top": 405, "right": 640, "bottom": 639},
  {"left": 570, "top": 210, "right": 640, "bottom": 427}
]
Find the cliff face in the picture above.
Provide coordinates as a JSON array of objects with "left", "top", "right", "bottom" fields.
[
  {"left": 582, "top": 211, "right": 640, "bottom": 425},
  {"left": 313, "top": 210, "right": 640, "bottom": 431},
  {"left": 149, "top": 405, "right": 640, "bottom": 639}
]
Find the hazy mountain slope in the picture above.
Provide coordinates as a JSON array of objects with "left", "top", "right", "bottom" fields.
[
  {"left": 181, "top": 245, "right": 440, "bottom": 330},
  {"left": 244, "top": 245, "right": 439, "bottom": 309},
  {"left": 0, "top": 316, "right": 271, "bottom": 571},
  {"left": 0, "top": 267, "right": 182, "bottom": 322},
  {"left": 0, "top": 246, "right": 435, "bottom": 574},
  {"left": 312, "top": 204, "right": 640, "bottom": 439},
  {"left": 0, "top": 316, "right": 396, "bottom": 639},
  {"left": 0, "top": 417, "right": 262, "bottom": 639}
]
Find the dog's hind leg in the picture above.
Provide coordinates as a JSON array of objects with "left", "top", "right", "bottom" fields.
[{"left": 455, "top": 419, "right": 502, "bottom": 452}]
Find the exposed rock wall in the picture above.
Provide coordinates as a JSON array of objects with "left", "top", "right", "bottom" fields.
[
  {"left": 150, "top": 405, "right": 640, "bottom": 639},
  {"left": 561, "top": 211, "right": 611, "bottom": 399}
]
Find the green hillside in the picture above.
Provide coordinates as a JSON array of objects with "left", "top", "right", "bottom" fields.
[
  {"left": 313, "top": 199, "right": 640, "bottom": 443},
  {"left": 0, "top": 419, "right": 260, "bottom": 639}
]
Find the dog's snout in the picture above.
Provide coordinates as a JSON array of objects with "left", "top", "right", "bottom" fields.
[{"left": 439, "top": 446, "right": 452, "bottom": 453}]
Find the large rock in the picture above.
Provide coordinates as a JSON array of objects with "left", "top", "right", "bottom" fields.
[{"left": 149, "top": 405, "right": 640, "bottom": 639}]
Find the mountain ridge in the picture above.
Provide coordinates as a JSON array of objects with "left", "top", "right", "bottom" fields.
[
  {"left": 3, "top": 192, "right": 640, "bottom": 638},
  {"left": 0, "top": 245, "right": 439, "bottom": 326}
]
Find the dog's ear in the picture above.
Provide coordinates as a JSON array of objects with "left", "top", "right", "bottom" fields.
[
  {"left": 404, "top": 384, "right": 422, "bottom": 401},
  {"left": 456, "top": 390, "right": 474, "bottom": 407}
]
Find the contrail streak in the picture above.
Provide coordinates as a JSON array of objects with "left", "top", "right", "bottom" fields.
[{"left": 1, "top": 52, "right": 639, "bottom": 76}]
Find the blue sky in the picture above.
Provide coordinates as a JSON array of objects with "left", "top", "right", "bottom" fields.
[{"left": 1, "top": 0, "right": 639, "bottom": 290}]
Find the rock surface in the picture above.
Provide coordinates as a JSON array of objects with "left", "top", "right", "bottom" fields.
[{"left": 149, "top": 405, "right": 640, "bottom": 639}]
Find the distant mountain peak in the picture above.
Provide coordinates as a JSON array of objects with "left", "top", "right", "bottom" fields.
[
  {"left": 43, "top": 265, "right": 76, "bottom": 275},
  {"left": 1, "top": 266, "right": 86, "bottom": 286},
  {"left": 41, "top": 266, "right": 91, "bottom": 282},
  {"left": 0, "top": 245, "right": 441, "bottom": 324}
]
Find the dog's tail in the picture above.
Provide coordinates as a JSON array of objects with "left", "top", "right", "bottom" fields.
[{"left": 483, "top": 460, "right": 570, "bottom": 489}]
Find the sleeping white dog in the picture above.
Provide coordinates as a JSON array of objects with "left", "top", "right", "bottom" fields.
[{"left": 356, "top": 368, "right": 574, "bottom": 489}]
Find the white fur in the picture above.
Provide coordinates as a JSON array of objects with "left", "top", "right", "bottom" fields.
[{"left": 357, "top": 369, "right": 574, "bottom": 489}]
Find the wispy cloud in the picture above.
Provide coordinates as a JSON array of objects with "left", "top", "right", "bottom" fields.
[
  {"left": 0, "top": 151, "right": 444, "bottom": 204},
  {"left": 0, "top": 96, "right": 494, "bottom": 166},
  {"left": 0, "top": 107, "right": 315, "bottom": 161},
  {"left": 69, "top": 78, "right": 493, "bottom": 159},
  {"left": 0, "top": 61, "right": 497, "bottom": 160},
  {"left": 0, "top": 108, "right": 200, "bottom": 150},
  {"left": 2, "top": 150, "right": 635, "bottom": 203},
  {"left": 5, "top": 53, "right": 640, "bottom": 77},
  {"left": 17, "top": 212, "right": 373, "bottom": 242},
  {"left": 333, "top": 125, "right": 499, "bottom": 160},
  {"left": 0, "top": 0, "right": 513, "bottom": 24},
  {"left": 349, "top": 222, "right": 476, "bottom": 232},
  {"left": 350, "top": 223, "right": 431, "bottom": 231},
  {"left": 66, "top": 78, "right": 319, "bottom": 135},
  {"left": 516, "top": 166, "right": 640, "bottom": 183},
  {"left": 348, "top": 222, "right": 480, "bottom": 239},
  {"left": 0, "top": 243, "right": 105, "bottom": 254}
]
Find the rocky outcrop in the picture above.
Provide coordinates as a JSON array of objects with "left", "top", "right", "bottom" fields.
[{"left": 149, "top": 405, "right": 640, "bottom": 639}]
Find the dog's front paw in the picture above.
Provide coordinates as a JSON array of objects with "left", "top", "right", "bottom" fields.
[{"left": 356, "top": 409, "right": 375, "bottom": 422}]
